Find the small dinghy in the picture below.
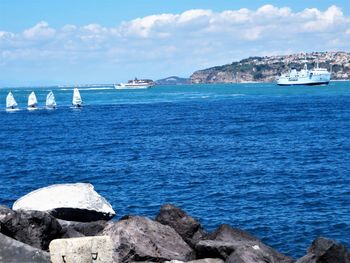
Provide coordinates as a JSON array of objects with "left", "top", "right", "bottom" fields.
[
  {"left": 45, "top": 91, "right": 56, "bottom": 109},
  {"left": 6, "top": 92, "right": 19, "bottom": 112},
  {"left": 72, "top": 88, "right": 82, "bottom": 108},
  {"left": 27, "top": 91, "right": 38, "bottom": 110}
]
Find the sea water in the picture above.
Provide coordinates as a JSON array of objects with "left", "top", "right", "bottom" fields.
[{"left": 0, "top": 82, "right": 349, "bottom": 258}]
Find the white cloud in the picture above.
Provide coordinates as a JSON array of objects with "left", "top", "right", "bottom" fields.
[
  {"left": 257, "top": 4, "right": 292, "bottom": 17},
  {"left": 178, "top": 9, "right": 212, "bottom": 23},
  {"left": 23, "top": 21, "right": 56, "bottom": 40},
  {"left": 242, "top": 27, "right": 263, "bottom": 41},
  {"left": 0, "top": 31, "right": 14, "bottom": 40},
  {"left": 62, "top": 24, "right": 77, "bottom": 32},
  {"left": 301, "top": 5, "right": 348, "bottom": 32},
  {"left": 119, "top": 13, "right": 177, "bottom": 38},
  {"left": 218, "top": 9, "right": 251, "bottom": 24},
  {"left": 0, "top": 5, "right": 349, "bottom": 85}
]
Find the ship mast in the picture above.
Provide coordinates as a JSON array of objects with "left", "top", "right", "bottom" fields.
[{"left": 303, "top": 55, "right": 308, "bottom": 70}]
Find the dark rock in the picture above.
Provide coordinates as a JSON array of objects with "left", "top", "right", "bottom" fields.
[
  {"left": 0, "top": 209, "right": 62, "bottom": 251},
  {"left": 205, "top": 225, "right": 259, "bottom": 243},
  {"left": 296, "top": 237, "right": 349, "bottom": 263},
  {"left": 102, "top": 216, "right": 195, "bottom": 262},
  {"left": 12, "top": 183, "right": 115, "bottom": 222},
  {"left": 166, "top": 259, "right": 224, "bottom": 263},
  {"left": 0, "top": 232, "right": 50, "bottom": 263},
  {"left": 61, "top": 227, "right": 85, "bottom": 238},
  {"left": 226, "top": 244, "right": 285, "bottom": 263},
  {"left": 50, "top": 207, "right": 113, "bottom": 222},
  {"left": 196, "top": 224, "right": 294, "bottom": 262},
  {"left": 0, "top": 205, "right": 14, "bottom": 233},
  {"left": 188, "top": 259, "right": 224, "bottom": 263},
  {"left": 155, "top": 204, "right": 204, "bottom": 245},
  {"left": 190, "top": 228, "right": 207, "bottom": 247},
  {"left": 58, "top": 219, "right": 107, "bottom": 238},
  {"left": 195, "top": 240, "right": 236, "bottom": 259},
  {"left": 0, "top": 205, "right": 15, "bottom": 220}
]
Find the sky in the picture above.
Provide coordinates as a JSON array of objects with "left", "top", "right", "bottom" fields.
[{"left": 0, "top": 0, "right": 350, "bottom": 86}]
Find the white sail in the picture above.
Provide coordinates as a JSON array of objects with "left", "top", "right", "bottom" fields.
[
  {"left": 72, "top": 88, "right": 82, "bottom": 106},
  {"left": 28, "top": 91, "right": 38, "bottom": 107},
  {"left": 6, "top": 92, "right": 18, "bottom": 108},
  {"left": 46, "top": 91, "right": 56, "bottom": 108}
]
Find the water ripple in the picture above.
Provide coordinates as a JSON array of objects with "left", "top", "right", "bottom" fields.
[{"left": 0, "top": 84, "right": 349, "bottom": 258}]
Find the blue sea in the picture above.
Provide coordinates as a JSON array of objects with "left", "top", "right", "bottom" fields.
[{"left": 0, "top": 82, "right": 349, "bottom": 259}]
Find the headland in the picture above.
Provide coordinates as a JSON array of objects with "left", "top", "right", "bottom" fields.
[{"left": 190, "top": 51, "right": 350, "bottom": 84}]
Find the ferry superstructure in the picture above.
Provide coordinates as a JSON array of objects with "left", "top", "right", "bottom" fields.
[
  {"left": 114, "top": 78, "right": 155, "bottom": 89},
  {"left": 276, "top": 62, "right": 331, "bottom": 86}
]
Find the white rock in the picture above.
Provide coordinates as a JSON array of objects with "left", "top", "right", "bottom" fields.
[
  {"left": 252, "top": 245, "right": 260, "bottom": 250},
  {"left": 13, "top": 183, "right": 115, "bottom": 221},
  {"left": 49, "top": 236, "right": 113, "bottom": 263}
]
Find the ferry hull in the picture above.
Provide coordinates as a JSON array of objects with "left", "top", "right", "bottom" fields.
[
  {"left": 277, "top": 81, "right": 330, "bottom": 86},
  {"left": 114, "top": 84, "right": 152, "bottom": 90},
  {"left": 276, "top": 75, "right": 331, "bottom": 86}
]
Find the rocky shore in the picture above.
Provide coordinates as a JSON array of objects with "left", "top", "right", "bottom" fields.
[{"left": 0, "top": 183, "right": 348, "bottom": 263}]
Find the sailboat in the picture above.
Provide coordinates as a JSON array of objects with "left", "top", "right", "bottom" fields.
[
  {"left": 27, "top": 91, "right": 38, "bottom": 110},
  {"left": 45, "top": 91, "right": 56, "bottom": 109},
  {"left": 72, "top": 88, "right": 82, "bottom": 108},
  {"left": 6, "top": 92, "right": 19, "bottom": 112}
]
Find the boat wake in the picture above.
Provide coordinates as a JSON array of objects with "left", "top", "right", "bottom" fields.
[{"left": 59, "top": 87, "right": 114, "bottom": 91}]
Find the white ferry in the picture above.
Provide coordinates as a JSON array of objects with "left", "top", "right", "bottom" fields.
[
  {"left": 114, "top": 78, "right": 155, "bottom": 89},
  {"left": 276, "top": 62, "right": 331, "bottom": 86}
]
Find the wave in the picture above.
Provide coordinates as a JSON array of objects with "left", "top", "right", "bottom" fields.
[{"left": 228, "top": 94, "right": 245, "bottom": 97}]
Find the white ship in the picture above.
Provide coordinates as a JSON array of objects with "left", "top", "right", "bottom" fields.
[
  {"left": 276, "top": 62, "right": 331, "bottom": 86},
  {"left": 115, "top": 78, "right": 155, "bottom": 89}
]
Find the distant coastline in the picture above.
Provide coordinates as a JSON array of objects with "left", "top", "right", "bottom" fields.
[
  {"left": 3, "top": 51, "right": 350, "bottom": 88},
  {"left": 190, "top": 51, "right": 350, "bottom": 84}
]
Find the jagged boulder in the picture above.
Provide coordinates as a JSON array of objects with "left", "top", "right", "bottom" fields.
[
  {"left": 195, "top": 224, "right": 294, "bottom": 262},
  {"left": 102, "top": 216, "right": 195, "bottom": 262},
  {"left": 155, "top": 204, "right": 205, "bottom": 245},
  {"left": 296, "top": 237, "right": 349, "bottom": 263},
  {"left": 0, "top": 209, "right": 62, "bottom": 250},
  {"left": 12, "top": 183, "right": 115, "bottom": 222},
  {"left": 0, "top": 232, "right": 50, "bottom": 263}
]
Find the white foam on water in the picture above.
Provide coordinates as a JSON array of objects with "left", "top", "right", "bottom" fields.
[
  {"left": 79, "top": 87, "right": 114, "bottom": 91},
  {"left": 59, "top": 87, "right": 113, "bottom": 91},
  {"left": 229, "top": 94, "right": 245, "bottom": 97},
  {"left": 5, "top": 108, "right": 21, "bottom": 113}
]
